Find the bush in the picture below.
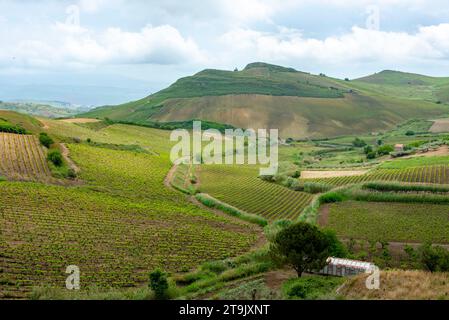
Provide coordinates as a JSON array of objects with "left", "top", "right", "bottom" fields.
[
  {"left": 377, "top": 145, "right": 394, "bottom": 156},
  {"left": 323, "top": 229, "right": 348, "bottom": 258},
  {"left": 419, "top": 244, "right": 449, "bottom": 272},
  {"left": 303, "top": 182, "right": 332, "bottom": 194},
  {"left": 363, "top": 182, "right": 449, "bottom": 193},
  {"left": 39, "top": 133, "right": 54, "bottom": 148},
  {"left": 319, "top": 192, "right": 345, "bottom": 204},
  {"left": 259, "top": 175, "right": 275, "bottom": 182},
  {"left": 67, "top": 168, "right": 77, "bottom": 179},
  {"left": 283, "top": 276, "right": 344, "bottom": 300},
  {"left": 364, "top": 145, "right": 373, "bottom": 154},
  {"left": 366, "top": 151, "right": 377, "bottom": 159},
  {"left": 47, "top": 149, "right": 63, "bottom": 167},
  {"left": 352, "top": 138, "right": 367, "bottom": 148},
  {"left": 149, "top": 269, "right": 169, "bottom": 300},
  {"left": 405, "top": 130, "right": 415, "bottom": 136}
]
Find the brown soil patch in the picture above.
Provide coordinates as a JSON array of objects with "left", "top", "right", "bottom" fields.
[
  {"left": 317, "top": 204, "right": 330, "bottom": 227},
  {"left": 60, "top": 118, "right": 100, "bottom": 124},
  {"left": 264, "top": 269, "right": 297, "bottom": 291},
  {"left": 402, "top": 145, "right": 449, "bottom": 159},
  {"left": 430, "top": 118, "right": 449, "bottom": 133},
  {"left": 301, "top": 170, "right": 368, "bottom": 179}
]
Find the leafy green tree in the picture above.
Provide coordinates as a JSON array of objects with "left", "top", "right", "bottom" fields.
[
  {"left": 270, "top": 222, "right": 331, "bottom": 277},
  {"left": 323, "top": 229, "right": 348, "bottom": 258},
  {"left": 366, "top": 151, "right": 377, "bottom": 159},
  {"left": 149, "top": 269, "right": 169, "bottom": 299},
  {"left": 364, "top": 145, "right": 373, "bottom": 154}
]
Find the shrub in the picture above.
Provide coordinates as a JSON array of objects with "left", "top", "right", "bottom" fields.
[
  {"left": 419, "top": 244, "right": 449, "bottom": 272},
  {"left": 319, "top": 192, "right": 345, "bottom": 204},
  {"left": 366, "top": 151, "right": 377, "bottom": 159},
  {"left": 303, "top": 182, "right": 332, "bottom": 194},
  {"left": 352, "top": 138, "right": 367, "bottom": 148},
  {"left": 283, "top": 276, "right": 344, "bottom": 300},
  {"left": 39, "top": 133, "right": 54, "bottom": 148},
  {"left": 270, "top": 222, "right": 331, "bottom": 277},
  {"left": 377, "top": 145, "right": 394, "bottom": 156},
  {"left": 323, "top": 229, "right": 348, "bottom": 258},
  {"left": 149, "top": 269, "right": 169, "bottom": 300},
  {"left": 364, "top": 145, "right": 373, "bottom": 154},
  {"left": 47, "top": 150, "right": 63, "bottom": 167},
  {"left": 406, "top": 130, "right": 415, "bottom": 136},
  {"left": 67, "top": 168, "right": 77, "bottom": 179},
  {"left": 259, "top": 175, "right": 275, "bottom": 182}
]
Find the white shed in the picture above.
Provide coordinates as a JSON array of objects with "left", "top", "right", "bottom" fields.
[{"left": 318, "top": 257, "right": 376, "bottom": 277}]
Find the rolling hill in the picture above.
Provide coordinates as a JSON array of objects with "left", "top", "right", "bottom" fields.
[{"left": 82, "top": 63, "right": 449, "bottom": 139}]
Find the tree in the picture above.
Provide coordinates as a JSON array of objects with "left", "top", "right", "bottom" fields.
[
  {"left": 149, "top": 269, "right": 169, "bottom": 299},
  {"left": 405, "top": 130, "right": 415, "bottom": 136},
  {"left": 366, "top": 151, "right": 377, "bottom": 159},
  {"left": 364, "top": 145, "right": 373, "bottom": 154},
  {"left": 270, "top": 222, "right": 331, "bottom": 277}
]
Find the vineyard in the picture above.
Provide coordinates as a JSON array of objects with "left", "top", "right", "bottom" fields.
[
  {"left": 322, "top": 201, "right": 449, "bottom": 243},
  {"left": 301, "top": 165, "right": 449, "bottom": 186},
  {"left": 199, "top": 165, "right": 313, "bottom": 221},
  {"left": 0, "top": 132, "right": 51, "bottom": 181},
  {"left": 0, "top": 136, "right": 260, "bottom": 298}
]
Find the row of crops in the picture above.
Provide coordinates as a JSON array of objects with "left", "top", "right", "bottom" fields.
[
  {"left": 0, "top": 132, "right": 51, "bottom": 181},
  {"left": 301, "top": 165, "right": 449, "bottom": 186},
  {"left": 0, "top": 126, "right": 260, "bottom": 299},
  {"left": 199, "top": 165, "right": 313, "bottom": 221}
]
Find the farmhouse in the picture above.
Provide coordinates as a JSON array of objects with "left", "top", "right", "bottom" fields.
[
  {"left": 394, "top": 144, "right": 405, "bottom": 152},
  {"left": 319, "top": 257, "right": 376, "bottom": 277}
]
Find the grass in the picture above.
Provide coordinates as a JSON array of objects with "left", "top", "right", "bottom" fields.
[
  {"left": 325, "top": 201, "right": 449, "bottom": 243},
  {"left": 380, "top": 155, "right": 449, "bottom": 169},
  {"left": 363, "top": 181, "right": 449, "bottom": 193},
  {"left": 282, "top": 275, "right": 345, "bottom": 300},
  {"left": 340, "top": 270, "right": 449, "bottom": 300}
]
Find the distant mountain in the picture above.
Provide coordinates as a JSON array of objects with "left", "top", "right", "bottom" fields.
[
  {"left": 0, "top": 101, "right": 87, "bottom": 118},
  {"left": 82, "top": 63, "right": 449, "bottom": 139}
]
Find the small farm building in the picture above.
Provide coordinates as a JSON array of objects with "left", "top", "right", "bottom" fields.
[
  {"left": 318, "top": 257, "right": 376, "bottom": 277},
  {"left": 394, "top": 144, "right": 405, "bottom": 152}
]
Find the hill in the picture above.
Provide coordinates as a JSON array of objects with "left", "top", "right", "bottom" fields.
[
  {"left": 0, "top": 101, "right": 85, "bottom": 118},
  {"left": 82, "top": 63, "right": 449, "bottom": 139}
]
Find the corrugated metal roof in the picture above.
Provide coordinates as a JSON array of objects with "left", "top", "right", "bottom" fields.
[{"left": 327, "top": 257, "right": 375, "bottom": 270}]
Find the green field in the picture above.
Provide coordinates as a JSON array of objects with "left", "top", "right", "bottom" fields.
[
  {"left": 0, "top": 118, "right": 260, "bottom": 299},
  {"left": 198, "top": 165, "right": 313, "bottom": 221},
  {"left": 324, "top": 201, "right": 449, "bottom": 243}
]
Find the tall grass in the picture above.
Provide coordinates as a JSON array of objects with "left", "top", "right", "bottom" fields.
[{"left": 363, "top": 181, "right": 449, "bottom": 193}]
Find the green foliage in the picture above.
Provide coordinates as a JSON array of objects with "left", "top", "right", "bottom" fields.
[
  {"left": 39, "top": 133, "right": 54, "bottom": 148},
  {"left": 270, "top": 222, "right": 331, "bottom": 277},
  {"left": 364, "top": 145, "right": 373, "bottom": 154},
  {"left": 283, "top": 276, "right": 344, "bottom": 300},
  {"left": 419, "top": 244, "right": 449, "bottom": 272},
  {"left": 195, "top": 193, "right": 268, "bottom": 227},
  {"left": 366, "top": 151, "right": 377, "bottom": 159},
  {"left": 363, "top": 181, "right": 449, "bottom": 193},
  {"left": 405, "top": 130, "right": 416, "bottom": 136},
  {"left": 377, "top": 145, "right": 394, "bottom": 156},
  {"left": 0, "top": 119, "right": 28, "bottom": 134},
  {"left": 303, "top": 182, "right": 332, "bottom": 194},
  {"left": 352, "top": 138, "right": 367, "bottom": 148},
  {"left": 319, "top": 192, "right": 345, "bottom": 204},
  {"left": 47, "top": 149, "right": 63, "bottom": 167},
  {"left": 149, "top": 269, "right": 169, "bottom": 300},
  {"left": 322, "top": 229, "right": 348, "bottom": 258}
]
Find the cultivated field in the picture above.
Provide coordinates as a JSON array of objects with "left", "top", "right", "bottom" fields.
[
  {"left": 0, "top": 132, "right": 51, "bottom": 181},
  {"left": 321, "top": 201, "right": 449, "bottom": 243},
  {"left": 199, "top": 165, "right": 313, "bottom": 221}
]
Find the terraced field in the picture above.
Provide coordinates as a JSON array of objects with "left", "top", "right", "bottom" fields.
[
  {"left": 199, "top": 165, "right": 313, "bottom": 221},
  {"left": 0, "top": 132, "right": 51, "bottom": 181},
  {"left": 0, "top": 125, "right": 260, "bottom": 298},
  {"left": 302, "top": 165, "right": 449, "bottom": 186},
  {"left": 322, "top": 201, "right": 449, "bottom": 243}
]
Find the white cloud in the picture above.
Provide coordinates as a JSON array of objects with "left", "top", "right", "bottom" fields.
[
  {"left": 2, "top": 23, "right": 206, "bottom": 69},
  {"left": 219, "top": 23, "right": 449, "bottom": 67}
]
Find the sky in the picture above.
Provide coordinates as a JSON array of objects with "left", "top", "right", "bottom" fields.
[{"left": 1, "top": 0, "right": 449, "bottom": 106}]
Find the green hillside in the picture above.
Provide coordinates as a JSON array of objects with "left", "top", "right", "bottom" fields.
[{"left": 82, "top": 63, "right": 449, "bottom": 139}]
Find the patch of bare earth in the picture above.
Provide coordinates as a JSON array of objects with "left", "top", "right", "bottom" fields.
[
  {"left": 301, "top": 170, "right": 368, "bottom": 179},
  {"left": 60, "top": 118, "right": 100, "bottom": 124},
  {"left": 317, "top": 204, "right": 330, "bottom": 227},
  {"left": 402, "top": 145, "right": 449, "bottom": 159},
  {"left": 430, "top": 118, "right": 449, "bottom": 133}
]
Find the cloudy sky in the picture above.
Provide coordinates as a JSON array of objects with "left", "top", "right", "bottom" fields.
[{"left": 1, "top": 0, "right": 449, "bottom": 105}]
